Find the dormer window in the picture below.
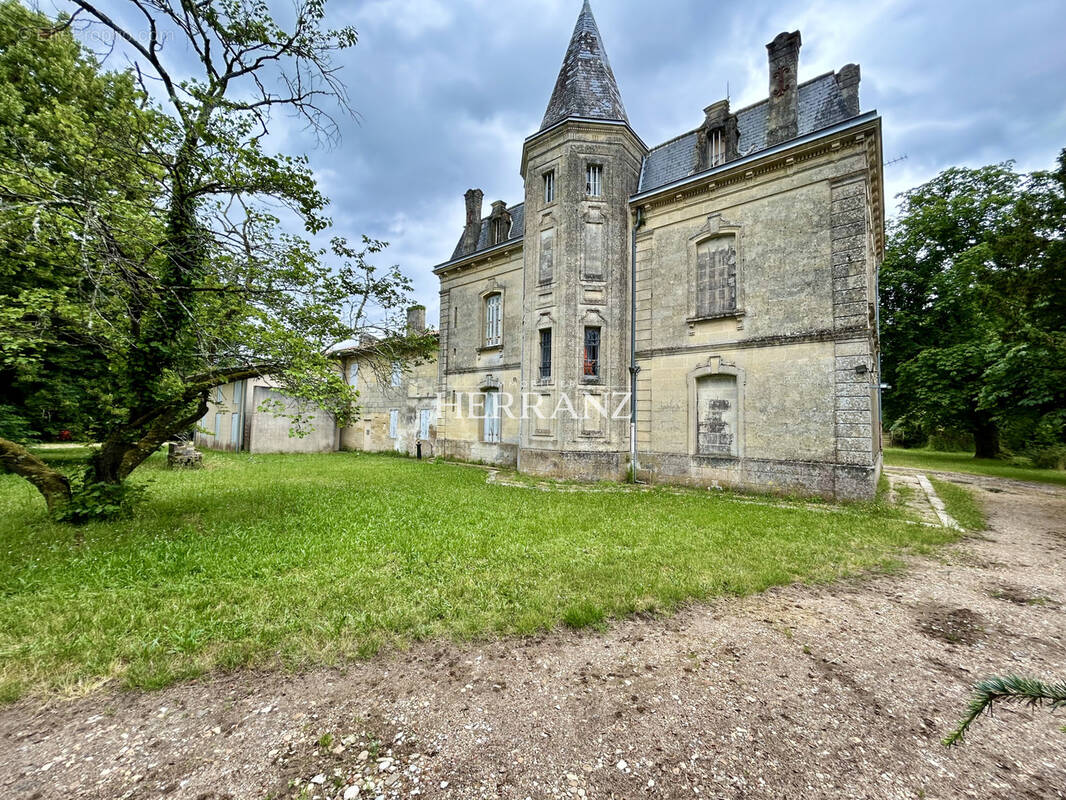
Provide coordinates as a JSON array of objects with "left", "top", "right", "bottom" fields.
[
  {"left": 586, "top": 164, "right": 602, "bottom": 196},
  {"left": 698, "top": 100, "right": 739, "bottom": 171},
  {"left": 543, "top": 170, "right": 555, "bottom": 204},
  {"left": 707, "top": 129, "right": 725, "bottom": 167},
  {"left": 488, "top": 200, "right": 511, "bottom": 245},
  {"left": 492, "top": 217, "right": 509, "bottom": 244}
]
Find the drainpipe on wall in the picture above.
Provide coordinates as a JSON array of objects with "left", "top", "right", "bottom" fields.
[{"left": 629, "top": 205, "right": 645, "bottom": 481}]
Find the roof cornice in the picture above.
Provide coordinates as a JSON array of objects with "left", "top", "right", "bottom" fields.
[{"left": 432, "top": 239, "right": 523, "bottom": 277}]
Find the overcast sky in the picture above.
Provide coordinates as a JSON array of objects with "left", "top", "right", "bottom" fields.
[{"left": 69, "top": 0, "right": 1066, "bottom": 327}]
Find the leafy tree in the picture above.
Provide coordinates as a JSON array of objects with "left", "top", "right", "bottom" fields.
[
  {"left": 0, "top": 0, "right": 432, "bottom": 515},
  {"left": 880, "top": 154, "right": 1066, "bottom": 459}
]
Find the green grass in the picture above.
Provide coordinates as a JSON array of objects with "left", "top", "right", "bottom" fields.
[
  {"left": 884, "top": 448, "right": 1066, "bottom": 487},
  {"left": 0, "top": 451, "right": 958, "bottom": 701},
  {"left": 928, "top": 477, "right": 987, "bottom": 531}
]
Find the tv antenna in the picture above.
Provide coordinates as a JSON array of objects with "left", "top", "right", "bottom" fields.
[{"left": 883, "top": 153, "right": 908, "bottom": 168}]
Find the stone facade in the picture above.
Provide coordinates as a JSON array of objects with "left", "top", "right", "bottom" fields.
[{"left": 431, "top": 3, "right": 884, "bottom": 499}]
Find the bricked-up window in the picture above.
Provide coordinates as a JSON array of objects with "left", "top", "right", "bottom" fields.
[
  {"left": 484, "top": 292, "right": 502, "bottom": 347},
  {"left": 539, "top": 328, "right": 552, "bottom": 380},
  {"left": 586, "top": 164, "right": 602, "bottom": 196},
  {"left": 695, "top": 374, "right": 738, "bottom": 456},
  {"left": 543, "top": 170, "right": 555, "bottom": 204},
  {"left": 696, "top": 235, "right": 737, "bottom": 318},
  {"left": 538, "top": 229, "right": 554, "bottom": 284},
  {"left": 482, "top": 389, "right": 500, "bottom": 443},
  {"left": 583, "top": 326, "right": 601, "bottom": 379}
]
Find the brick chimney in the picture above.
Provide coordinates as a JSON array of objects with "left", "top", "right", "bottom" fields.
[
  {"left": 766, "top": 31, "right": 802, "bottom": 146},
  {"left": 835, "top": 63, "right": 861, "bottom": 117},
  {"left": 460, "top": 188, "right": 483, "bottom": 256},
  {"left": 406, "top": 305, "right": 426, "bottom": 334}
]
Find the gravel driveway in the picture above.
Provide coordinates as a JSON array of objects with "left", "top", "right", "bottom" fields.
[{"left": 2, "top": 471, "right": 1064, "bottom": 799}]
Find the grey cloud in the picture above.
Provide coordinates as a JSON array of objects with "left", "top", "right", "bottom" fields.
[{"left": 70, "top": 0, "right": 1066, "bottom": 326}]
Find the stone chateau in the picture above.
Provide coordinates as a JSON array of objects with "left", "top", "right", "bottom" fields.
[
  {"left": 430, "top": 2, "right": 884, "bottom": 499},
  {"left": 200, "top": 2, "right": 884, "bottom": 500}
]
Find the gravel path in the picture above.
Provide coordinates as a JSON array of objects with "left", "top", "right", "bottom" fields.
[{"left": 1, "top": 472, "right": 1063, "bottom": 799}]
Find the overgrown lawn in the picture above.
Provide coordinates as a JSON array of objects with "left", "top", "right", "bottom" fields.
[{"left": 0, "top": 451, "right": 955, "bottom": 700}]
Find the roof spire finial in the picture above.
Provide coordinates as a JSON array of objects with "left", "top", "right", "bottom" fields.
[{"left": 539, "top": 1, "right": 628, "bottom": 131}]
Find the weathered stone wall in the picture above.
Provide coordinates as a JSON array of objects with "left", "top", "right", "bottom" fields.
[
  {"left": 517, "top": 119, "right": 645, "bottom": 474},
  {"left": 431, "top": 114, "right": 882, "bottom": 499},
  {"left": 339, "top": 354, "right": 439, "bottom": 458},
  {"left": 435, "top": 245, "right": 524, "bottom": 467},
  {"left": 248, "top": 386, "right": 338, "bottom": 454},
  {"left": 632, "top": 127, "right": 881, "bottom": 499}
]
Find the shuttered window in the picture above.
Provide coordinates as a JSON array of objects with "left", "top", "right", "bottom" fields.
[
  {"left": 483, "top": 390, "right": 500, "bottom": 443},
  {"left": 484, "top": 293, "right": 502, "bottom": 347}
]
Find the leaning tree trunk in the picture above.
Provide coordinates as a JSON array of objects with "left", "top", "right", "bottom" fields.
[{"left": 0, "top": 437, "right": 73, "bottom": 513}]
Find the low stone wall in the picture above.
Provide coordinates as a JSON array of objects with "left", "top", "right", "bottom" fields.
[
  {"left": 440, "top": 438, "right": 518, "bottom": 467},
  {"left": 635, "top": 451, "right": 878, "bottom": 500},
  {"left": 518, "top": 448, "right": 628, "bottom": 482}
]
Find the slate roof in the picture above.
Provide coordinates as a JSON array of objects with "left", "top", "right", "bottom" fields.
[
  {"left": 448, "top": 203, "right": 525, "bottom": 262},
  {"left": 540, "top": 0, "right": 628, "bottom": 131},
  {"left": 638, "top": 72, "right": 854, "bottom": 193}
]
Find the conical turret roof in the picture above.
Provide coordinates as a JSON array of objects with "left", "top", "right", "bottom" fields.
[{"left": 540, "top": 1, "right": 629, "bottom": 131}]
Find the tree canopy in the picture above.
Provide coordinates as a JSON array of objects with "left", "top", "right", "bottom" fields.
[
  {"left": 880, "top": 152, "right": 1066, "bottom": 460},
  {"left": 0, "top": 0, "right": 432, "bottom": 517}
]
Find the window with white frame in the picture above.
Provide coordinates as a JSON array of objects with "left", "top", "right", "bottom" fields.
[
  {"left": 586, "top": 164, "right": 602, "bottom": 196},
  {"left": 543, "top": 170, "right": 555, "bottom": 204},
  {"left": 419, "top": 408, "right": 432, "bottom": 440},
  {"left": 348, "top": 360, "right": 359, "bottom": 390},
  {"left": 391, "top": 361, "right": 402, "bottom": 387},
  {"left": 388, "top": 408, "right": 399, "bottom": 438},
  {"left": 484, "top": 292, "right": 502, "bottom": 347},
  {"left": 482, "top": 389, "right": 500, "bottom": 443}
]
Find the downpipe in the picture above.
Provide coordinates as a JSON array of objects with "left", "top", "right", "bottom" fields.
[{"left": 629, "top": 205, "right": 645, "bottom": 482}]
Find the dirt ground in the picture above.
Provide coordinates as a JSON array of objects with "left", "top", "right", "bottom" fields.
[{"left": 1, "top": 470, "right": 1064, "bottom": 800}]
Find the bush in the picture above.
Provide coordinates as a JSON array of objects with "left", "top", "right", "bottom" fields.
[
  {"left": 0, "top": 405, "right": 36, "bottom": 444},
  {"left": 926, "top": 429, "right": 975, "bottom": 452},
  {"left": 887, "top": 419, "right": 926, "bottom": 448},
  {"left": 1027, "top": 446, "right": 1066, "bottom": 471},
  {"left": 54, "top": 480, "right": 148, "bottom": 524}
]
